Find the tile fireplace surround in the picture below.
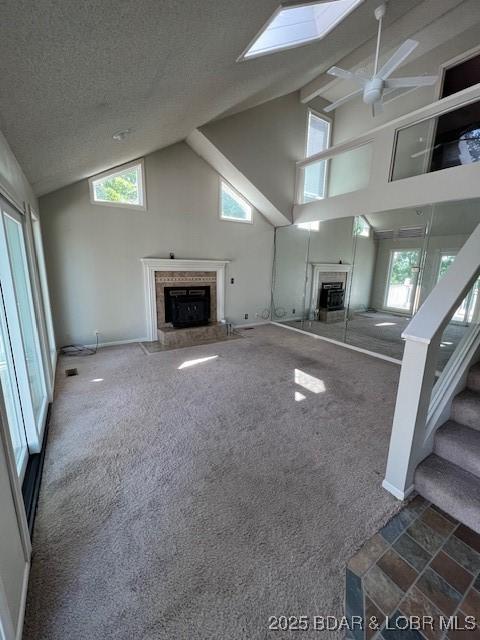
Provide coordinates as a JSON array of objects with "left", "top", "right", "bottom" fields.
[{"left": 141, "top": 258, "right": 229, "bottom": 341}]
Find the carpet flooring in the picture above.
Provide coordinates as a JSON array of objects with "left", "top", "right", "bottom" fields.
[
  {"left": 24, "top": 325, "right": 401, "bottom": 640},
  {"left": 284, "top": 312, "right": 467, "bottom": 367}
]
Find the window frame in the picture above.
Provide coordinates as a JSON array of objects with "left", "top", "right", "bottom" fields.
[
  {"left": 353, "top": 215, "right": 371, "bottom": 238},
  {"left": 237, "top": 0, "right": 364, "bottom": 61},
  {"left": 435, "top": 44, "right": 480, "bottom": 101},
  {"left": 88, "top": 158, "right": 146, "bottom": 210},
  {"left": 383, "top": 248, "right": 421, "bottom": 315},
  {"left": 302, "top": 108, "right": 331, "bottom": 203},
  {"left": 219, "top": 180, "right": 253, "bottom": 224}
]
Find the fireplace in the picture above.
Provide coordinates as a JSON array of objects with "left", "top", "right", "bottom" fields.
[
  {"left": 164, "top": 286, "right": 210, "bottom": 328},
  {"left": 319, "top": 282, "right": 345, "bottom": 311}
]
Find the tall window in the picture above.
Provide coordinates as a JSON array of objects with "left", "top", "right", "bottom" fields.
[
  {"left": 303, "top": 110, "right": 330, "bottom": 202},
  {"left": 220, "top": 181, "right": 253, "bottom": 223},
  {"left": 385, "top": 249, "right": 420, "bottom": 312},
  {"left": 89, "top": 159, "right": 146, "bottom": 209}
]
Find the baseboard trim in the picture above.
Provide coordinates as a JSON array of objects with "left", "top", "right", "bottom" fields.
[
  {"left": 234, "top": 321, "right": 270, "bottom": 329},
  {"left": 22, "top": 405, "right": 52, "bottom": 538},
  {"left": 271, "top": 321, "right": 402, "bottom": 366},
  {"left": 84, "top": 337, "right": 149, "bottom": 348},
  {"left": 16, "top": 562, "right": 30, "bottom": 640},
  {"left": 382, "top": 479, "right": 415, "bottom": 501}
]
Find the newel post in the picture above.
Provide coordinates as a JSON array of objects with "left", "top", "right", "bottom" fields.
[{"left": 382, "top": 333, "right": 441, "bottom": 500}]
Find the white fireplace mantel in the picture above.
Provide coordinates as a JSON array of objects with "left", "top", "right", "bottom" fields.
[
  {"left": 308, "top": 263, "right": 352, "bottom": 315},
  {"left": 141, "top": 258, "right": 230, "bottom": 341}
]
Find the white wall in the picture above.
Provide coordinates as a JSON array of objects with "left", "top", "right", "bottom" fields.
[
  {"left": 201, "top": 92, "right": 329, "bottom": 220},
  {"left": 40, "top": 142, "right": 275, "bottom": 346}
]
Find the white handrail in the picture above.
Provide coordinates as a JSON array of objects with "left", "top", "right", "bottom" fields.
[
  {"left": 383, "top": 221, "right": 480, "bottom": 500},
  {"left": 403, "top": 223, "right": 480, "bottom": 343}
]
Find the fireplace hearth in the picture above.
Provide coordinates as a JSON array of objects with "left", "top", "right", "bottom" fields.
[{"left": 164, "top": 286, "right": 210, "bottom": 328}]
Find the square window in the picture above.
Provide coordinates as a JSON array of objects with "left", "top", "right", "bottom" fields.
[
  {"left": 220, "top": 181, "right": 253, "bottom": 223},
  {"left": 89, "top": 159, "right": 146, "bottom": 209}
]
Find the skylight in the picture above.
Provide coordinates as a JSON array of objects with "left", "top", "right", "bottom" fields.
[{"left": 239, "top": 0, "right": 364, "bottom": 60}]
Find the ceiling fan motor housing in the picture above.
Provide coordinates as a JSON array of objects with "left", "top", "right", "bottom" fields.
[{"left": 363, "top": 77, "right": 384, "bottom": 104}]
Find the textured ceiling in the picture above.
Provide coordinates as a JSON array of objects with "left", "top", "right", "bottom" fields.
[{"left": 0, "top": 0, "right": 425, "bottom": 196}]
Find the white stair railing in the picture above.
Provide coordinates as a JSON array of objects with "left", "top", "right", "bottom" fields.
[{"left": 383, "top": 222, "right": 480, "bottom": 500}]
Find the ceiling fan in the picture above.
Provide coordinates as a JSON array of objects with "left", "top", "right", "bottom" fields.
[{"left": 323, "top": 3, "right": 438, "bottom": 117}]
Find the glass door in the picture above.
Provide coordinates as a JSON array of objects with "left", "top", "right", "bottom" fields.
[
  {"left": 437, "top": 251, "right": 480, "bottom": 324},
  {"left": 0, "top": 296, "right": 28, "bottom": 479},
  {"left": 0, "top": 198, "right": 47, "bottom": 459},
  {"left": 385, "top": 249, "right": 421, "bottom": 313}
]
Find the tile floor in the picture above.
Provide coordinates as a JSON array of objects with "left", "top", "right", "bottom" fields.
[{"left": 346, "top": 496, "right": 480, "bottom": 639}]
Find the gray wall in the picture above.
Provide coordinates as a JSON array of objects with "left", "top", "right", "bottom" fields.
[
  {"left": 201, "top": 92, "right": 329, "bottom": 219},
  {"left": 349, "top": 233, "right": 376, "bottom": 313},
  {"left": 40, "top": 142, "right": 274, "bottom": 346}
]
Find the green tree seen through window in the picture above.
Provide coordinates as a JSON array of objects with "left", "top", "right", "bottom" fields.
[
  {"left": 390, "top": 250, "right": 420, "bottom": 284},
  {"left": 94, "top": 168, "right": 139, "bottom": 204}
]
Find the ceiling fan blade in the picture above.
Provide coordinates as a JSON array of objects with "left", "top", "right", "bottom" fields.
[
  {"left": 323, "top": 88, "right": 363, "bottom": 113},
  {"left": 385, "top": 75, "right": 438, "bottom": 88},
  {"left": 377, "top": 39, "right": 418, "bottom": 80},
  {"left": 327, "top": 66, "right": 366, "bottom": 86}
]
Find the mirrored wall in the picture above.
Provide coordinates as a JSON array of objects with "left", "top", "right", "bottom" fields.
[{"left": 272, "top": 199, "right": 480, "bottom": 369}]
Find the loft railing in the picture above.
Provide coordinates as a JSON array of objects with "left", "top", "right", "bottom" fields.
[
  {"left": 294, "top": 82, "right": 480, "bottom": 222},
  {"left": 382, "top": 222, "right": 480, "bottom": 500}
]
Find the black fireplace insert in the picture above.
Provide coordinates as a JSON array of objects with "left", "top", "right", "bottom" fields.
[
  {"left": 319, "top": 282, "right": 345, "bottom": 311},
  {"left": 164, "top": 286, "right": 211, "bottom": 328}
]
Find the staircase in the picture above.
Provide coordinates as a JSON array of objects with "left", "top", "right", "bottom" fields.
[{"left": 415, "top": 362, "right": 480, "bottom": 533}]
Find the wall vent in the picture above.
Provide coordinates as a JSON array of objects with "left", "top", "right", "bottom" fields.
[
  {"left": 398, "top": 225, "right": 426, "bottom": 238},
  {"left": 374, "top": 229, "right": 394, "bottom": 240},
  {"left": 374, "top": 226, "right": 426, "bottom": 240}
]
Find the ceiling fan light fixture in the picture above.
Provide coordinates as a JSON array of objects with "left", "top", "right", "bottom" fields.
[{"left": 112, "top": 129, "right": 131, "bottom": 142}]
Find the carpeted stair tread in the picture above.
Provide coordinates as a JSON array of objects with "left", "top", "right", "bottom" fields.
[
  {"left": 415, "top": 454, "right": 480, "bottom": 533},
  {"left": 451, "top": 389, "right": 480, "bottom": 431},
  {"left": 468, "top": 362, "right": 480, "bottom": 393},
  {"left": 434, "top": 421, "right": 480, "bottom": 479}
]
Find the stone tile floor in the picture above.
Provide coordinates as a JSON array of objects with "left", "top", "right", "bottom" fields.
[{"left": 346, "top": 496, "right": 480, "bottom": 639}]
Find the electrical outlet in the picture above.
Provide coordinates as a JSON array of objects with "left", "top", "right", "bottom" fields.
[
  {"left": 230, "top": 277, "right": 235, "bottom": 284},
  {"left": 244, "top": 313, "right": 248, "bottom": 320}
]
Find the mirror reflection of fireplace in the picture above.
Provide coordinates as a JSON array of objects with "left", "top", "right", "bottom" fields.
[
  {"left": 164, "top": 286, "right": 210, "bottom": 328},
  {"left": 317, "top": 282, "right": 345, "bottom": 323}
]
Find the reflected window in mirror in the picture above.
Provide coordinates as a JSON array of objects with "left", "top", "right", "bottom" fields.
[
  {"left": 297, "top": 220, "right": 320, "bottom": 231},
  {"left": 303, "top": 110, "right": 331, "bottom": 202},
  {"left": 353, "top": 216, "right": 371, "bottom": 238}
]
